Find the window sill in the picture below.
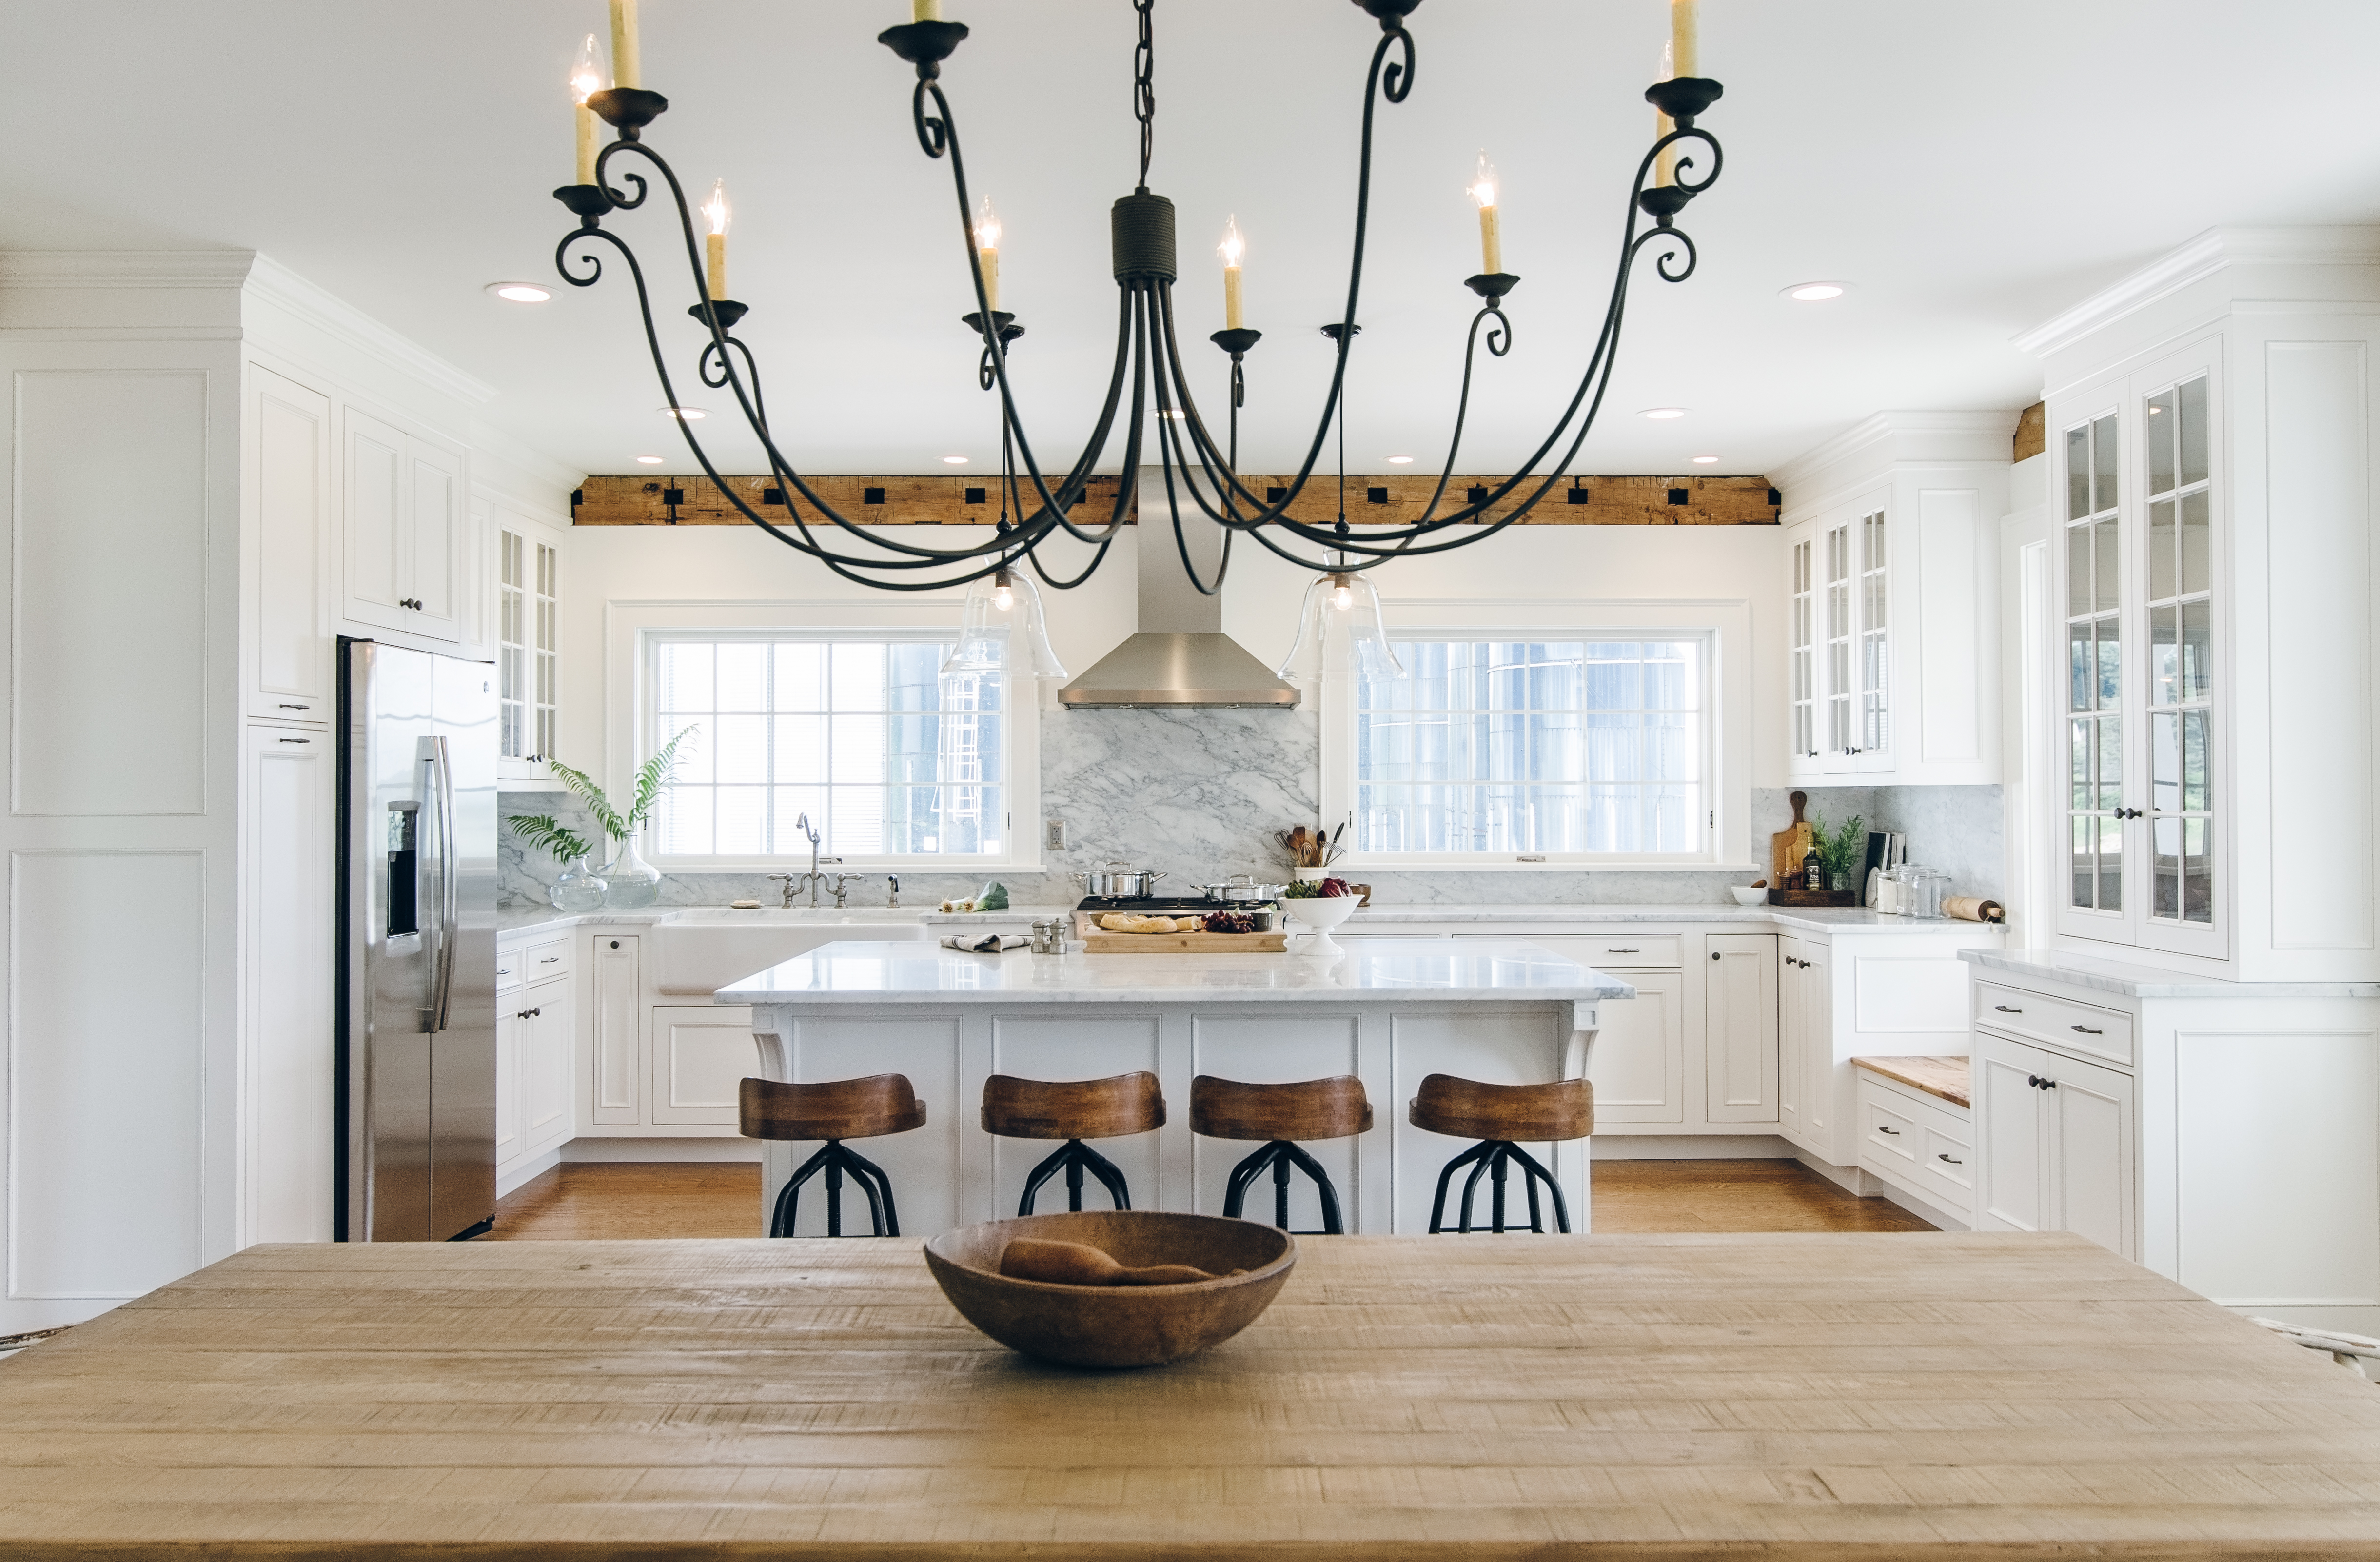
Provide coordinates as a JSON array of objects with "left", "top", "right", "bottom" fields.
[
  {"left": 1328, "top": 858, "right": 1759, "bottom": 874},
  {"left": 652, "top": 860, "right": 1048, "bottom": 876}
]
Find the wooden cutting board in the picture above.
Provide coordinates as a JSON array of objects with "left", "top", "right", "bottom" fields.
[
  {"left": 1084, "top": 931, "right": 1289, "bottom": 953},
  {"left": 1772, "top": 788, "right": 1814, "bottom": 881}
]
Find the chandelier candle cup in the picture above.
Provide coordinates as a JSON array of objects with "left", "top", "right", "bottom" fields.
[{"left": 609, "top": 0, "right": 640, "bottom": 92}]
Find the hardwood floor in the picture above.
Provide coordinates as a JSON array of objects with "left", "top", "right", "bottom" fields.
[{"left": 487, "top": 1158, "right": 1934, "bottom": 1239}]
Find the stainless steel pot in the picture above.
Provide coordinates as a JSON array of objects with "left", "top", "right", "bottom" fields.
[
  {"left": 1197, "top": 873, "right": 1290, "bottom": 903},
  {"left": 1071, "top": 862, "right": 1168, "bottom": 898}
]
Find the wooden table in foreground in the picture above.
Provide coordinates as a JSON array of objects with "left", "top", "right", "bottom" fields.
[{"left": 4, "top": 1233, "right": 2380, "bottom": 1559}]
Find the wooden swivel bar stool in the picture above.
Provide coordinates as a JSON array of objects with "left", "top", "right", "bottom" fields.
[
  {"left": 1191, "top": 1075, "right": 1372, "bottom": 1235},
  {"left": 739, "top": 1075, "right": 925, "bottom": 1238},
  {"left": 1409, "top": 1073, "right": 1593, "bottom": 1234},
  {"left": 982, "top": 1072, "right": 1164, "bottom": 1216}
]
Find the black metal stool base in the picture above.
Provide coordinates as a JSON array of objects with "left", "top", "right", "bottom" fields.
[
  {"left": 1427, "top": 1139, "right": 1570, "bottom": 1234},
  {"left": 1221, "top": 1139, "right": 1345, "bottom": 1235},
  {"left": 770, "top": 1139, "right": 901, "bottom": 1237},
  {"left": 1018, "top": 1138, "right": 1131, "bottom": 1215}
]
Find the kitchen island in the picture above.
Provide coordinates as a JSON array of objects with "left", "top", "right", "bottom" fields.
[{"left": 719, "top": 939, "right": 1632, "bottom": 1236}]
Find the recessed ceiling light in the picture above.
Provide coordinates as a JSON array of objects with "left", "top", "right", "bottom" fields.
[
  {"left": 484, "top": 281, "right": 552, "bottom": 303},
  {"left": 1692, "top": 455, "right": 1720, "bottom": 465},
  {"left": 635, "top": 455, "right": 666, "bottom": 465},
  {"left": 1782, "top": 281, "right": 1850, "bottom": 302},
  {"left": 1386, "top": 455, "right": 1415, "bottom": 465},
  {"left": 943, "top": 455, "right": 969, "bottom": 464},
  {"left": 1639, "top": 407, "right": 1689, "bottom": 420},
  {"left": 660, "top": 405, "right": 706, "bottom": 420}
]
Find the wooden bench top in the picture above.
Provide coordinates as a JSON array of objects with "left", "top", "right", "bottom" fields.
[
  {"left": 0, "top": 1232, "right": 2374, "bottom": 1557},
  {"left": 1855, "top": 1052, "right": 1973, "bottom": 1108}
]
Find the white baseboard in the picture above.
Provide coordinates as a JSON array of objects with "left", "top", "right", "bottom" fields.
[
  {"left": 559, "top": 1137, "right": 764, "bottom": 1164},
  {"left": 1592, "top": 1134, "right": 1798, "bottom": 1160},
  {"left": 496, "top": 1147, "right": 564, "bottom": 1198}
]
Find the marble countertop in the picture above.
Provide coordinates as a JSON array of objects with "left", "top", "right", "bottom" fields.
[
  {"left": 1961, "top": 947, "right": 2380, "bottom": 999},
  {"left": 1854, "top": 1054, "right": 1972, "bottom": 1109},
  {"left": 498, "top": 901, "right": 2004, "bottom": 942},
  {"left": 716, "top": 938, "right": 1636, "bottom": 1007}
]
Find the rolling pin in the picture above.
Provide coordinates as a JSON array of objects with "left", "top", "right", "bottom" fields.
[{"left": 1945, "top": 897, "right": 2004, "bottom": 923}]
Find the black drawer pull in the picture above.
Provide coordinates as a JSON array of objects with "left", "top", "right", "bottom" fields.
[
  {"left": 1877, "top": 1125, "right": 1900, "bottom": 1136},
  {"left": 276, "top": 702, "right": 310, "bottom": 710},
  {"left": 1994, "top": 1004, "right": 2022, "bottom": 1013},
  {"left": 2070, "top": 1024, "right": 2103, "bottom": 1035},
  {"left": 277, "top": 737, "right": 310, "bottom": 744},
  {"left": 1937, "top": 1152, "right": 1963, "bottom": 1165},
  {"left": 539, "top": 956, "right": 560, "bottom": 964},
  {"left": 1607, "top": 948, "right": 1640, "bottom": 953}
]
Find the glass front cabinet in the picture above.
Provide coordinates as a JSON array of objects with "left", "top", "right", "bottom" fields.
[
  {"left": 1776, "top": 414, "right": 2007, "bottom": 787},
  {"left": 495, "top": 505, "right": 566, "bottom": 783}
]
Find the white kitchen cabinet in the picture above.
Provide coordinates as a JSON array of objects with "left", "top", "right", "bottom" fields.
[
  {"left": 1578, "top": 973, "right": 1685, "bottom": 1125},
  {"left": 243, "top": 367, "right": 333, "bottom": 725},
  {"left": 496, "top": 508, "right": 565, "bottom": 781},
  {"left": 523, "top": 979, "right": 575, "bottom": 1155},
  {"left": 344, "top": 406, "right": 464, "bottom": 644},
  {"left": 241, "top": 720, "right": 335, "bottom": 1245},
  {"left": 494, "top": 1007, "right": 522, "bottom": 1169},
  {"left": 1855, "top": 1068, "right": 1973, "bottom": 1224},
  {"left": 589, "top": 934, "right": 642, "bottom": 1126},
  {"left": 1786, "top": 936, "right": 1833, "bottom": 1149},
  {"left": 1971, "top": 1029, "right": 2134, "bottom": 1258},
  {"left": 650, "top": 1004, "right": 761, "bottom": 1125},
  {"left": 1771, "top": 413, "right": 2007, "bottom": 786},
  {"left": 1703, "top": 933, "right": 1778, "bottom": 1123}
]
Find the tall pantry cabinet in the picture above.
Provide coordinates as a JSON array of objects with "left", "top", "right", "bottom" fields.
[
  {"left": 1982, "top": 227, "right": 2380, "bottom": 1332},
  {"left": 0, "top": 252, "right": 570, "bottom": 1336}
]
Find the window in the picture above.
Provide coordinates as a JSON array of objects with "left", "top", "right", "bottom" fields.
[
  {"left": 1353, "top": 638, "right": 1706, "bottom": 857},
  {"left": 646, "top": 635, "right": 1005, "bottom": 861}
]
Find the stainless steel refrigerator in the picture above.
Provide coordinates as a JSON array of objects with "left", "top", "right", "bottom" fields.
[{"left": 337, "top": 639, "right": 499, "bottom": 1242}]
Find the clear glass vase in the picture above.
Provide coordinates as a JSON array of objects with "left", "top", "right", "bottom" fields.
[
  {"left": 549, "top": 855, "right": 608, "bottom": 913},
  {"left": 602, "top": 831, "right": 664, "bottom": 909}
]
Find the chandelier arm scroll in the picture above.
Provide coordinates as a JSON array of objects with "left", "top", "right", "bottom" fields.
[{"left": 1415, "top": 302, "right": 1511, "bottom": 527}]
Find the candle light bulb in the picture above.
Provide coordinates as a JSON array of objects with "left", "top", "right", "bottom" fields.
[
  {"left": 1467, "top": 152, "right": 1498, "bottom": 212},
  {"left": 570, "top": 34, "right": 608, "bottom": 104},
  {"left": 1217, "top": 214, "right": 1245, "bottom": 269},
  {"left": 972, "top": 196, "right": 1002, "bottom": 252},
  {"left": 702, "top": 179, "right": 732, "bottom": 237},
  {"left": 992, "top": 572, "right": 1015, "bottom": 613}
]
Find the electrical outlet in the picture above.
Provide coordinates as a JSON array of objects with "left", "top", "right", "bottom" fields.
[{"left": 1045, "top": 820, "right": 1067, "bottom": 851}]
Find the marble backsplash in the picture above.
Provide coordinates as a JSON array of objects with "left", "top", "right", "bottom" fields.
[{"left": 500, "top": 709, "right": 2005, "bottom": 910}]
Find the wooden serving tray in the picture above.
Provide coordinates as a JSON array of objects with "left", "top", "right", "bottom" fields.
[
  {"left": 1084, "top": 931, "right": 1290, "bottom": 954},
  {"left": 1768, "top": 888, "right": 1858, "bottom": 907}
]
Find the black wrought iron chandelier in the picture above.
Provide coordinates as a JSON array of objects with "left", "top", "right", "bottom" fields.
[{"left": 550, "top": 0, "right": 1724, "bottom": 657}]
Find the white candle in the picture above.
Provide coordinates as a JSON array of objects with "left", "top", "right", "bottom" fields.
[
  {"left": 610, "top": 0, "right": 641, "bottom": 91},
  {"left": 973, "top": 195, "right": 1002, "bottom": 314},
  {"left": 576, "top": 104, "right": 598, "bottom": 184},
  {"left": 701, "top": 179, "right": 731, "bottom": 300},
  {"left": 1671, "top": 0, "right": 1698, "bottom": 78},
  {"left": 1653, "top": 42, "right": 1676, "bottom": 186},
  {"left": 913, "top": 0, "right": 943, "bottom": 19},
  {"left": 570, "top": 34, "right": 607, "bottom": 185},
  {"left": 1467, "top": 153, "right": 1501, "bottom": 274},
  {"left": 1218, "top": 215, "right": 1245, "bottom": 330}
]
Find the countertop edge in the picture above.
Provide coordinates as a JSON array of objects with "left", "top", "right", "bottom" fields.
[{"left": 1960, "top": 947, "right": 2380, "bottom": 999}]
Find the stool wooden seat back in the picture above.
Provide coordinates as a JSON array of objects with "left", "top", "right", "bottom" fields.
[
  {"left": 739, "top": 1074, "right": 925, "bottom": 1238},
  {"left": 981, "top": 1071, "right": 1164, "bottom": 1215},
  {"left": 1190, "top": 1075, "right": 1373, "bottom": 1235},
  {"left": 1408, "top": 1073, "right": 1592, "bottom": 1234}
]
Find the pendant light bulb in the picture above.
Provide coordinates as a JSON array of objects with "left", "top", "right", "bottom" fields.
[
  {"left": 1467, "top": 151, "right": 1498, "bottom": 211},
  {"left": 1331, "top": 574, "right": 1355, "bottom": 611},
  {"left": 972, "top": 195, "right": 1002, "bottom": 251},
  {"left": 943, "top": 565, "right": 1065, "bottom": 681},
  {"left": 992, "top": 571, "right": 1015, "bottom": 613},
  {"left": 702, "top": 179, "right": 732, "bottom": 237},
  {"left": 1217, "top": 214, "right": 1245, "bottom": 268},
  {"left": 569, "top": 33, "right": 608, "bottom": 104},
  {"left": 1278, "top": 568, "right": 1404, "bottom": 685}
]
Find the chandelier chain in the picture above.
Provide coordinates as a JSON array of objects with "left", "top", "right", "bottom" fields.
[{"left": 1133, "top": 0, "right": 1156, "bottom": 193}]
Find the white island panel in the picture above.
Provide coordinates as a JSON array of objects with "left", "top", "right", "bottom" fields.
[{"left": 732, "top": 940, "right": 1629, "bottom": 1237}]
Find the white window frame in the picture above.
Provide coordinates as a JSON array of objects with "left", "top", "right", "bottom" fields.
[
  {"left": 606, "top": 599, "right": 1043, "bottom": 872},
  {"left": 1318, "top": 597, "right": 1754, "bottom": 871}
]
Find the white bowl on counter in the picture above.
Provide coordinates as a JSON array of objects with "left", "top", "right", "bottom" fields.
[
  {"left": 1283, "top": 896, "right": 1360, "bottom": 935},
  {"left": 1730, "top": 886, "right": 1768, "bottom": 907}
]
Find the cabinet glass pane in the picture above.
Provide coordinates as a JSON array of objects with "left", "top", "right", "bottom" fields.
[
  {"left": 2178, "top": 375, "right": 2208, "bottom": 487},
  {"left": 2146, "top": 388, "right": 2176, "bottom": 493},
  {"left": 2066, "top": 426, "right": 2091, "bottom": 520},
  {"left": 2069, "top": 628, "right": 2092, "bottom": 713},
  {"left": 2092, "top": 414, "right": 2119, "bottom": 512},
  {"left": 2181, "top": 490, "right": 2210, "bottom": 594},
  {"left": 2093, "top": 518, "right": 2120, "bottom": 614},
  {"left": 2064, "top": 410, "right": 2125, "bottom": 919},
  {"left": 2067, "top": 524, "right": 2093, "bottom": 617},
  {"left": 2070, "top": 719, "right": 2092, "bottom": 809},
  {"left": 2071, "top": 815, "right": 2093, "bottom": 908},
  {"left": 2183, "top": 817, "right": 2211, "bottom": 922},
  {"left": 2181, "top": 599, "right": 2211, "bottom": 701},
  {"left": 2183, "top": 709, "right": 2210, "bottom": 813},
  {"left": 2096, "top": 619, "right": 2121, "bottom": 709},
  {"left": 2151, "top": 605, "right": 2178, "bottom": 706},
  {"left": 2154, "top": 816, "right": 2180, "bottom": 920},
  {"left": 2151, "top": 711, "right": 2178, "bottom": 811},
  {"left": 2148, "top": 498, "right": 2176, "bottom": 601},
  {"left": 2096, "top": 720, "right": 2122, "bottom": 810},
  {"left": 2098, "top": 815, "right": 2124, "bottom": 910}
]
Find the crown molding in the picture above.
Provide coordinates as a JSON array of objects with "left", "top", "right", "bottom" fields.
[
  {"left": 242, "top": 253, "right": 495, "bottom": 409},
  {"left": 0, "top": 250, "right": 259, "bottom": 289},
  {"left": 1771, "top": 409, "right": 2016, "bottom": 496},
  {"left": 2014, "top": 225, "right": 2380, "bottom": 359}
]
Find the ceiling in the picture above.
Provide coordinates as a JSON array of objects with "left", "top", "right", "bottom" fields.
[{"left": 6, "top": 1, "right": 2377, "bottom": 482}]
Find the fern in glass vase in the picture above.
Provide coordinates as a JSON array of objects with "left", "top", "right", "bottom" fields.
[{"left": 508, "top": 728, "right": 695, "bottom": 910}]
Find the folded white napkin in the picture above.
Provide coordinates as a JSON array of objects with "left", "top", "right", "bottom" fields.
[{"left": 942, "top": 934, "right": 1027, "bottom": 954}]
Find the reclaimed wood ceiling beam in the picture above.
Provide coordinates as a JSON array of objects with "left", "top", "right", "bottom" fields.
[{"left": 571, "top": 472, "right": 1779, "bottom": 527}]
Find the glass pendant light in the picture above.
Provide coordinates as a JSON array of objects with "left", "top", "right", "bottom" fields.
[
  {"left": 1277, "top": 565, "right": 1403, "bottom": 685},
  {"left": 943, "top": 565, "right": 1067, "bottom": 679}
]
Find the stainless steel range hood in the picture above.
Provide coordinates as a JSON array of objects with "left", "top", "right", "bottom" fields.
[{"left": 1058, "top": 477, "right": 1298, "bottom": 709}]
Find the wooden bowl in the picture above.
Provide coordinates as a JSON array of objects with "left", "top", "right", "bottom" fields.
[{"left": 924, "top": 1210, "right": 1296, "bottom": 1369}]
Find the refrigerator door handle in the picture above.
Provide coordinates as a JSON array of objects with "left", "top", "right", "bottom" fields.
[{"left": 429, "top": 734, "right": 459, "bottom": 1034}]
